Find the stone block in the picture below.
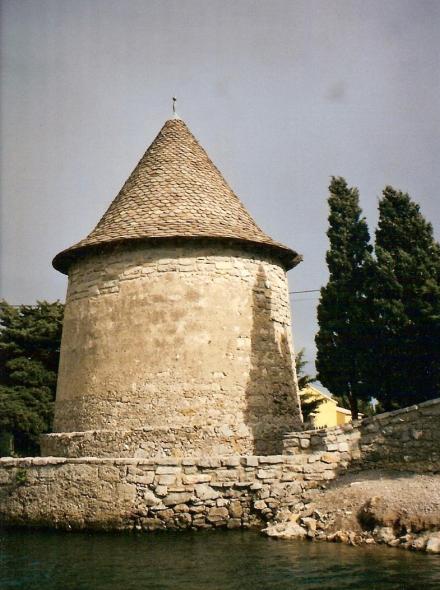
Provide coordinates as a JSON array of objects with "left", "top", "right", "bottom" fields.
[
  {"left": 194, "top": 484, "right": 219, "bottom": 501},
  {"left": 259, "top": 456, "right": 284, "bottom": 464},
  {"left": 182, "top": 473, "right": 212, "bottom": 485},
  {"left": 163, "top": 492, "right": 193, "bottom": 506},
  {"left": 246, "top": 456, "right": 259, "bottom": 467},
  {"left": 156, "top": 466, "right": 181, "bottom": 475},
  {"left": 156, "top": 474, "right": 177, "bottom": 486},
  {"left": 229, "top": 501, "right": 243, "bottom": 519},
  {"left": 207, "top": 507, "right": 229, "bottom": 522},
  {"left": 257, "top": 469, "right": 279, "bottom": 480},
  {"left": 222, "top": 457, "right": 240, "bottom": 467}
]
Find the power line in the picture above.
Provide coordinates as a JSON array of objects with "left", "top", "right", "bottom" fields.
[{"left": 289, "top": 289, "right": 320, "bottom": 295}]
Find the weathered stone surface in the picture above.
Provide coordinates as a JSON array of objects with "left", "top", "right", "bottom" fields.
[
  {"left": 46, "top": 242, "right": 302, "bottom": 459},
  {"left": 194, "top": 484, "right": 219, "bottom": 501},
  {"left": 283, "top": 397, "right": 440, "bottom": 473},
  {"left": 207, "top": 507, "right": 229, "bottom": 523},
  {"left": 163, "top": 492, "right": 193, "bottom": 506},
  {"left": 426, "top": 534, "right": 440, "bottom": 554},
  {"left": 263, "top": 521, "right": 307, "bottom": 539}
]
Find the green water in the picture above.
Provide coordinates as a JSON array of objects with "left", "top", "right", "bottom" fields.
[{"left": 1, "top": 528, "right": 439, "bottom": 590}]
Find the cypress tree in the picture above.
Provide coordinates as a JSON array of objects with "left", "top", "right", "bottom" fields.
[
  {"left": 370, "top": 187, "right": 440, "bottom": 408},
  {"left": 315, "top": 177, "right": 373, "bottom": 418}
]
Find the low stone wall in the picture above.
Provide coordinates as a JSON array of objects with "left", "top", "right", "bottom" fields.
[
  {"left": 0, "top": 453, "right": 342, "bottom": 531},
  {"left": 284, "top": 397, "right": 440, "bottom": 473}
]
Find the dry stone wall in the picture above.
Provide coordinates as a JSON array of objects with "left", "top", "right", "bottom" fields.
[
  {"left": 283, "top": 398, "right": 440, "bottom": 473},
  {"left": 51, "top": 240, "right": 301, "bottom": 457},
  {"left": 0, "top": 454, "right": 339, "bottom": 531}
]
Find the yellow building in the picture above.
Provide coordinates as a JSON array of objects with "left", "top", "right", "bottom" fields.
[{"left": 300, "top": 385, "right": 353, "bottom": 428}]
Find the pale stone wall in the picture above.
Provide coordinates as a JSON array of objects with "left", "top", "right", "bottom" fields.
[
  {"left": 50, "top": 240, "right": 301, "bottom": 456},
  {"left": 0, "top": 454, "right": 340, "bottom": 531},
  {"left": 284, "top": 397, "right": 440, "bottom": 472}
]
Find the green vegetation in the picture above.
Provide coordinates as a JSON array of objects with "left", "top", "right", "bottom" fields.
[
  {"left": 315, "top": 177, "right": 373, "bottom": 419},
  {"left": 316, "top": 180, "right": 440, "bottom": 415},
  {"left": 367, "top": 187, "right": 440, "bottom": 410},
  {"left": 295, "top": 348, "right": 323, "bottom": 422},
  {"left": 0, "top": 300, "right": 64, "bottom": 455}
]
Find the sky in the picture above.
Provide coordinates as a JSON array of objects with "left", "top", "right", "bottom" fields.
[{"left": 1, "top": 0, "right": 439, "bottom": 378}]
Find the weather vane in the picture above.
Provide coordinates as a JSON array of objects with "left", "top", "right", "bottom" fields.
[{"left": 172, "top": 96, "right": 177, "bottom": 116}]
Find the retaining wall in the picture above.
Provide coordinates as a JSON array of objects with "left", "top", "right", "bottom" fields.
[
  {"left": 283, "top": 397, "right": 440, "bottom": 472},
  {"left": 0, "top": 453, "right": 343, "bottom": 531}
]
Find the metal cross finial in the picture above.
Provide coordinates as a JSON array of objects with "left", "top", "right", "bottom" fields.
[{"left": 172, "top": 97, "right": 177, "bottom": 115}]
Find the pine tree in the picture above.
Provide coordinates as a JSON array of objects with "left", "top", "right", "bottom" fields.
[
  {"left": 369, "top": 187, "right": 440, "bottom": 408},
  {"left": 0, "top": 300, "right": 64, "bottom": 455},
  {"left": 315, "top": 177, "right": 373, "bottom": 418}
]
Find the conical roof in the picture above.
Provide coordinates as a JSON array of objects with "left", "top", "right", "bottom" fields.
[{"left": 53, "top": 118, "right": 301, "bottom": 273}]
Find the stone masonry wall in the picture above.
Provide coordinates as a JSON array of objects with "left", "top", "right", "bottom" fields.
[
  {"left": 0, "top": 454, "right": 339, "bottom": 531},
  {"left": 51, "top": 240, "right": 301, "bottom": 457},
  {"left": 283, "top": 397, "right": 440, "bottom": 473},
  {"left": 41, "top": 426, "right": 256, "bottom": 458},
  {"left": 3, "top": 401, "right": 439, "bottom": 531}
]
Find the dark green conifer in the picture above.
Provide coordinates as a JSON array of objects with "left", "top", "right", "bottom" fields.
[
  {"left": 370, "top": 187, "right": 440, "bottom": 408},
  {"left": 315, "top": 177, "right": 373, "bottom": 418}
]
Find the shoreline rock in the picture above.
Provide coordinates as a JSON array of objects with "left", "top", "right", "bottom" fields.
[{"left": 262, "top": 471, "right": 440, "bottom": 555}]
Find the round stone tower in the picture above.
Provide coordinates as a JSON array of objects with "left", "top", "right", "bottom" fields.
[{"left": 41, "top": 117, "right": 303, "bottom": 458}]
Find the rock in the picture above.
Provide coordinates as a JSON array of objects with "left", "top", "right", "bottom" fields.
[
  {"left": 163, "top": 492, "right": 193, "bottom": 506},
  {"left": 142, "top": 489, "right": 161, "bottom": 506},
  {"left": 175, "top": 512, "right": 192, "bottom": 527},
  {"left": 263, "top": 521, "right": 307, "bottom": 540},
  {"left": 254, "top": 500, "right": 267, "bottom": 510},
  {"left": 301, "top": 517, "right": 317, "bottom": 533},
  {"left": 426, "top": 534, "right": 440, "bottom": 554},
  {"left": 229, "top": 501, "right": 243, "bottom": 519},
  {"left": 154, "top": 485, "right": 168, "bottom": 497},
  {"left": 140, "top": 517, "right": 163, "bottom": 531},
  {"left": 410, "top": 536, "right": 427, "bottom": 551},
  {"left": 374, "top": 526, "right": 396, "bottom": 544},
  {"left": 182, "top": 473, "right": 211, "bottom": 485},
  {"left": 207, "top": 507, "right": 229, "bottom": 523},
  {"left": 194, "top": 484, "right": 219, "bottom": 501},
  {"left": 327, "top": 530, "right": 350, "bottom": 543}
]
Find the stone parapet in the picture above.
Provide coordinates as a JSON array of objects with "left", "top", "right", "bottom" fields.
[{"left": 0, "top": 453, "right": 342, "bottom": 531}]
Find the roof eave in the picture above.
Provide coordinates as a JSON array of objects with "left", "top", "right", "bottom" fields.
[{"left": 52, "top": 236, "right": 302, "bottom": 275}]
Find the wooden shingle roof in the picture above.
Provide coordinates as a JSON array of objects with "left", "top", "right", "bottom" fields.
[{"left": 53, "top": 118, "right": 301, "bottom": 273}]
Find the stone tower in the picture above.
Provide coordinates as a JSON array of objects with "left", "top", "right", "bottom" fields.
[{"left": 41, "top": 117, "right": 303, "bottom": 458}]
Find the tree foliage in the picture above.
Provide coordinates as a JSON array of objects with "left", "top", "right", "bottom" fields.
[
  {"left": 315, "top": 177, "right": 373, "bottom": 418},
  {"left": 368, "top": 187, "right": 440, "bottom": 409},
  {"left": 0, "top": 300, "right": 64, "bottom": 455},
  {"left": 295, "top": 348, "right": 315, "bottom": 391},
  {"left": 295, "top": 348, "right": 322, "bottom": 423}
]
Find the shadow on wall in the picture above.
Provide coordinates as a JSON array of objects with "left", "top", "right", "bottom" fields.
[{"left": 244, "top": 265, "right": 301, "bottom": 454}]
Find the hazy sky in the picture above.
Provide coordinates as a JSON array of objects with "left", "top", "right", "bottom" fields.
[{"left": 1, "top": 0, "right": 439, "bottom": 376}]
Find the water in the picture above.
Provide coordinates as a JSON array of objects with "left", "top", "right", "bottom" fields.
[{"left": 1, "top": 528, "right": 439, "bottom": 590}]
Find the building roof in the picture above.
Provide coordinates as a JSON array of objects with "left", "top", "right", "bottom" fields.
[
  {"left": 300, "top": 385, "right": 337, "bottom": 404},
  {"left": 53, "top": 118, "right": 301, "bottom": 274}
]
